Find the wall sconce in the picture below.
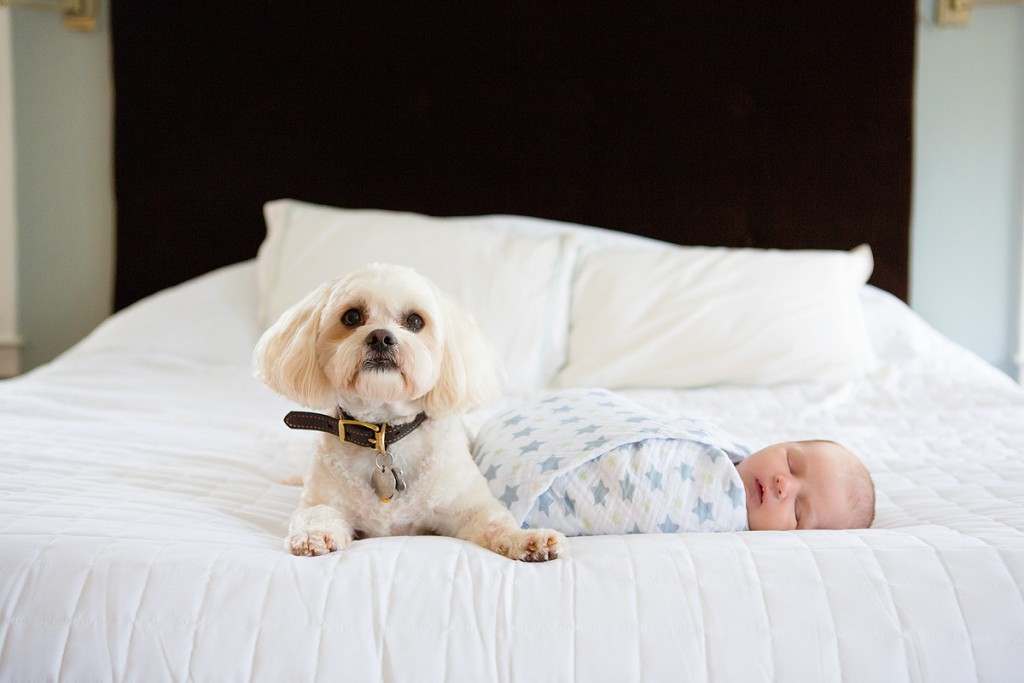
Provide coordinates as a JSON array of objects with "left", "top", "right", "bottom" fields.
[
  {"left": 0, "top": 0, "right": 95, "bottom": 31},
  {"left": 937, "top": 0, "right": 1024, "bottom": 26}
]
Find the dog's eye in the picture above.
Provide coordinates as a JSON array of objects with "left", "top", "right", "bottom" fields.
[
  {"left": 341, "top": 308, "right": 363, "bottom": 328},
  {"left": 404, "top": 312, "right": 424, "bottom": 332}
]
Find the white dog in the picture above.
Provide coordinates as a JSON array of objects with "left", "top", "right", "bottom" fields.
[{"left": 253, "top": 263, "right": 563, "bottom": 562}]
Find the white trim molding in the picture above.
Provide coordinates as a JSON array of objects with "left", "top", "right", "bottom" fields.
[
  {"left": 0, "top": 336, "right": 20, "bottom": 378},
  {"left": 1018, "top": 159, "right": 1024, "bottom": 383},
  {"left": 1018, "top": 205, "right": 1024, "bottom": 384}
]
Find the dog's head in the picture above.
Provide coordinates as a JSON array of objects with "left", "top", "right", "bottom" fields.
[{"left": 253, "top": 263, "right": 503, "bottom": 415}]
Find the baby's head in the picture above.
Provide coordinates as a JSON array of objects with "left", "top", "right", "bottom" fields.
[{"left": 735, "top": 440, "right": 874, "bottom": 531}]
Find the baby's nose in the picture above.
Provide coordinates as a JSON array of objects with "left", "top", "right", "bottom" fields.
[{"left": 774, "top": 474, "right": 789, "bottom": 499}]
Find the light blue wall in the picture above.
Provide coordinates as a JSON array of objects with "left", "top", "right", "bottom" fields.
[
  {"left": 10, "top": 2, "right": 113, "bottom": 372},
  {"left": 912, "top": 0, "right": 1024, "bottom": 378},
  {"left": 8, "top": 3, "right": 1024, "bottom": 380}
]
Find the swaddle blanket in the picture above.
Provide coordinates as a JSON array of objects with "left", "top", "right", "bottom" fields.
[{"left": 473, "top": 388, "right": 750, "bottom": 535}]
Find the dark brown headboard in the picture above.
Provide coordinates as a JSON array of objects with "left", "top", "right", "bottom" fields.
[{"left": 112, "top": 3, "right": 914, "bottom": 309}]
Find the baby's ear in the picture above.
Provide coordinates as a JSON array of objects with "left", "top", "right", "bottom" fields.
[
  {"left": 421, "top": 288, "right": 504, "bottom": 416},
  {"left": 252, "top": 280, "right": 337, "bottom": 409}
]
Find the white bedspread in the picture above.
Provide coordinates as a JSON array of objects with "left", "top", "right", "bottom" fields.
[{"left": 2, "top": 261, "right": 1023, "bottom": 682}]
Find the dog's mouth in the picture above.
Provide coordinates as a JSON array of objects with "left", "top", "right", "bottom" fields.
[{"left": 362, "top": 355, "right": 400, "bottom": 372}]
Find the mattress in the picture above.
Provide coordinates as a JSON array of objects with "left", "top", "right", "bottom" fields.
[{"left": 2, "top": 260, "right": 1023, "bottom": 682}]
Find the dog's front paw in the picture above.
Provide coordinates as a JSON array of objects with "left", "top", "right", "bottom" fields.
[
  {"left": 520, "top": 528, "right": 564, "bottom": 562},
  {"left": 493, "top": 527, "right": 564, "bottom": 562},
  {"left": 287, "top": 529, "right": 348, "bottom": 557},
  {"left": 286, "top": 504, "right": 352, "bottom": 557}
]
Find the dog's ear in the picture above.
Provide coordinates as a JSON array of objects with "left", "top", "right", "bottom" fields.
[
  {"left": 421, "top": 288, "right": 504, "bottom": 416},
  {"left": 253, "top": 280, "right": 336, "bottom": 409}
]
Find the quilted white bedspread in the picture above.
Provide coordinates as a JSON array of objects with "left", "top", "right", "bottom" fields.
[{"left": 2, "top": 262, "right": 1023, "bottom": 682}]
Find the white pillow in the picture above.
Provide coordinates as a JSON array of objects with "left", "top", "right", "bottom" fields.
[
  {"left": 257, "top": 199, "right": 580, "bottom": 390},
  {"left": 555, "top": 243, "right": 876, "bottom": 388}
]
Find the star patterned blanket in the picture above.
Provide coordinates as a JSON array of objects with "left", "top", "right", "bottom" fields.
[{"left": 472, "top": 389, "right": 751, "bottom": 535}]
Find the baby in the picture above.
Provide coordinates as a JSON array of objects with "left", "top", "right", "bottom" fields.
[
  {"left": 473, "top": 388, "right": 874, "bottom": 535},
  {"left": 736, "top": 439, "right": 874, "bottom": 530}
]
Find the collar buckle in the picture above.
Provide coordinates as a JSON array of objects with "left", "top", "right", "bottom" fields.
[{"left": 337, "top": 418, "right": 389, "bottom": 454}]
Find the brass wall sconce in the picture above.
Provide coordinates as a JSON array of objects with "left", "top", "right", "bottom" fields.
[{"left": 0, "top": 0, "right": 96, "bottom": 32}]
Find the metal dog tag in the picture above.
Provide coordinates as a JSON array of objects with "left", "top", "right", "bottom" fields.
[
  {"left": 393, "top": 467, "right": 407, "bottom": 492},
  {"left": 371, "top": 465, "right": 398, "bottom": 502}
]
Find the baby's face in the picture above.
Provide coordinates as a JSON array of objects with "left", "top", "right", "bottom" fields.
[{"left": 736, "top": 441, "right": 859, "bottom": 531}]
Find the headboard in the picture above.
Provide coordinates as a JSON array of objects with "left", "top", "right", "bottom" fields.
[{"left": 111, "top": 4, "right": 914, "bottom": 310}]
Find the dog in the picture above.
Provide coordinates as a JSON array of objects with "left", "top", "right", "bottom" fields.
[{"left": 253, "top": 263, "right": 563, "bottom": 562}]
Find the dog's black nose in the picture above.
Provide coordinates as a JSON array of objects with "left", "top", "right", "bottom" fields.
[{"left": 366, "top": 329, "right": 397, "bottom": 352}]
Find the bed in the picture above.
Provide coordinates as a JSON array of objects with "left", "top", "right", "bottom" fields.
[
  {"left": 3, "top": 200, "right": 1024, "bottom": 681},
  {"left": 5, "top": 3, "right": 1024, "bottom": 682}
]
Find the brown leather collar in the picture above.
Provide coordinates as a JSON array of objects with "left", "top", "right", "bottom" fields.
[{"left": 283, "top": 409, "right": 428, "bottom": 454}]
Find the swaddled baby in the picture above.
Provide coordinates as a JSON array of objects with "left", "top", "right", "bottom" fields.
[{"left": 473, "top": 389, "right": 874, "bottom": 534}]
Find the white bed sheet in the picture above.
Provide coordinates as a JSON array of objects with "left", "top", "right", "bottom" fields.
[{"left": 2, "top": 261, "right": 1023, "bottom": 682}]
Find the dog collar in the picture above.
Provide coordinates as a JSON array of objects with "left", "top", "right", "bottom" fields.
[{"left": 283, "top": 409, "right": 428, "bottom": 454}]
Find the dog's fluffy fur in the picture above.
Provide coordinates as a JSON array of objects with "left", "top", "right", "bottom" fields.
[{"left": 253, "top": 263, "right": 563, "bottom": 561}]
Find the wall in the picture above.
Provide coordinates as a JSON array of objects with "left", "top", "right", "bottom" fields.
[
  {"left": 0, "top": 9, "right": 18, "bottom": 377},
  {"left": 912, "top": 0, "right": 1024, "bottom": 379},
  {"left": 8, "top": 1, "right": 114, "bottom": 373},
  {"left": 2, "top": 2, "right": 1023, "bottom": 381}
]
